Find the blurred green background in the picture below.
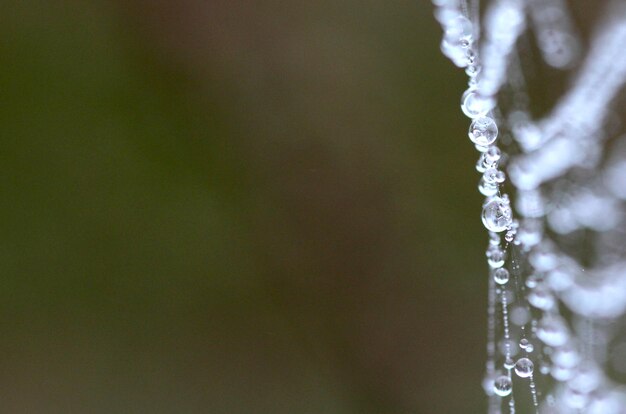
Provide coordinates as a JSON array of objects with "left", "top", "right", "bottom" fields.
[{"left": 0, "top": 1, "right": 488, "bottom": 412}]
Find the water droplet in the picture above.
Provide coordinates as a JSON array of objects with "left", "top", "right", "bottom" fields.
[
  {"left": 487, "top": 246, "right": 506, "bottom": 268},
  {"left": 529, "top": 243, "right": 558, "bottom": 271},
  {"left": 461, "top": 89, "right": 495, "bottom": 119},
  {"left": 482, "top": 197, "right": 513, "bottom": 233},
  {"left": 510, "top": 306, "right": 530, "bottom": 326},
  {"left": 478, "top": 177, "right": 499, "bottom": 197},
  {"left": 433, "top": 6, "right": 459, "bottom": 25},
  {"left": 482, "top": 373, "right": 496, "bottom": 396},
  {"left": 516, "top": 218, "right": 543, "bottom": 248},
  {"left": 552, "top": 343, "right": 580, "bottom": 368},
  {"left": 469, "top": 117, "right": 499, "bottom": 146},
  {"left": 514, "top": 357, "right": 534, "bottom": 378},
  {"left": 569, "top": 363, "right": 601, "bottom": 394},
  {"left": 494, "top": 268, "right": 509, "bottom": 285},
  {"left": 493, "top": 375, "right": 512, "bottom": 397},
  {"left": 499, "top": 338, "right": 519, "bottom": 357},
  {"left": 486, "top": 146, "right": 501, "bottom": 162},
  {"left": 444, "top": 15, "right": 473, "bottom": 45},
  {"left": 528, "top": 285, "right": 555, "bottom": 310},
  {"left": 440, "top": 38, "right": 469, "bottom": 68},
  {"left": 483, "top": 168, "right": 501, "bottom": 184},
  {"left": 537, "top": 316, "right": 569, "bottom": 347},
  {"left": 504, "top": 230, "right": 515, "bottom": 242},
  {"left": 525, "top": 274, "right": 539, "bottom": 288},
  {"left": 504, "top": 357, "right": 515, "bottom": 369},
  {"left": 465, "top": 64, "right": 480, "bottom": 77}
]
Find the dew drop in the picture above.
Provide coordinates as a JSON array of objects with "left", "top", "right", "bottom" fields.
[
  {"left": 504, "top": 357, "right": 515, "bottom": 369},
  {"left": 514, "top": 357, "right": 534, "bottom": 378},
  {"left": 504, "top": 230, "right": 515, "bottom": 243},
  {"left": 444, "top": 15, "right": 473, "bottom": 45},
  {"left": 483, "top": 168, "right": 500, "bottom": 184},
  {"left": 493, "top": 375, "right": 512, "bottom": 397},
  {"left": 494, "top": 268, "right": 509, "bottom": 285},
  {"left": 482, "top": 373, "right": 496, "bottom": 396},
  {"left": 482, "top": 197, "right": 513, "bottom": 233},
  {"left": 479, "top": 177, "right": 499, "bottom": 197},
  {"left": 537, "top": 316, "right": 569, "bottom": 347},
  {"left": 485, "top": 146, "right": 501, "bottom": 163},
  {"left": 528, "top": 285, "right": 556, "bottom": 310},
  {"left": 510, "top": 306, "right": 530, "bottom": 326},
  {"left": 461, "top": 89, "right": 495, "bottom": 119},
  {"left": 469, "top": 117, "right": 499, "bottom": 146},
  {"left": 487, "top": 246, "right": 506, "bottom": 268}
]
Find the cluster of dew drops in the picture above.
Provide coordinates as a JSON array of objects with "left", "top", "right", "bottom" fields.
[{"left": 433, "top": 0, "right": 540, "bottom": 406}]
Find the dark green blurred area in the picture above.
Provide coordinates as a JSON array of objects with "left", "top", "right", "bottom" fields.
[{"left": 0, "top": 1, "right": 488, "bottom": 412}]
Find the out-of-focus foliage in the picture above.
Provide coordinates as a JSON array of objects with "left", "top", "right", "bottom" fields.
[{"left": 0, "top": 1, "right": 487, "bottom": 412}]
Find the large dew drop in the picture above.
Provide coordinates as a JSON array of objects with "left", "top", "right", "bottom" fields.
[
  {"left": 493, "top": 375, "right": 512, "bottom": 397},
  {"left": 482, "top": 197, "right": 513, "bottom": 233},
  {"left": 469, "top": 117, "right": 498, "bottom": 146},
  {"left": 494, "top": 268, "right": 509, "bottom": 285},
  {"left": 461, "top": 88, "right": 495, "bottom": 118},
  {"left": 514, "top": 357, "right": 534, "bottom": 378}
]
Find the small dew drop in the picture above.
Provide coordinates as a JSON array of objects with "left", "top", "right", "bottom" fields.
[
  {"left": 478, "top": 177, "right": 499, "bottom": 197},
  {"left": 504, "top": 230, "right": 515, "bottom": 243},
  {"left": 461, "top": 89, "right": 495, "bottom": 119}
]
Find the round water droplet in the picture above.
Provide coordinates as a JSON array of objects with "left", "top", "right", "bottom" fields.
[
  {"left": 493, "top": 375, "right": 512, "bottom": 397},
  {"left": 478, "top": 177, "right": 499, "bottom": 197},
  {"left": 537, "top": 316, "right": 569, "bottom": 347},
  {"left": 465, "top": 64, "right": 480, "bottom": 77},
  {"left": 440, "top": 38, "right": 469, "bottom": 68},
  {"left": 529, "top": 243, "right": 558, "bottom": 271},
  {"left": 528, "top": 285, "right": 555, "bottom": 310},
  {"left": 486, "top": 146, "right": 501, "bottom": 162},
  {"left": 504, "top": 357, "right": 515, "bottom": 369},
  {"left": 482, "top": 197, "right": 513, "bottom": 233},
  {"left": 499, "top": 338, "right": 519, "bottom": 357},
  {"left": 519, "top": 338, "right": 529, "bottom": 349},
  {"left": 469, "top": 117, "right": 499, "bottom": 146},
  {"left": 510, "top": 306, "right": 530, "bottom": 326},
  {"left": 487, "top": 247, "right": 506, "bottom": 268},
  {"left": 483, "top": 168, "right": 499, "bottom": 184},
  {"left": 444, "top": 15, "right": 473, "bottom": 45},
  {"left": 461, "top": 89, "right": 495, "bottom": 119},
  {"left": 504, "top": 233, "right": 514, "bottom": 243},
  {"left": 516, "top": 218, "right": 542, "bottom": 248},
  {"left": 482, "top": 373, "right": 496, "bottom": 396},
  {"left": 525, "top": 274, "right": 539, "bottom": 288},
  {"left": 494, "top": 268, "right": 509, "bottom": 285},
  {"left": 552, "top": 343, "right": 580, "bottom": 368},
  {"left": 514, "top": 357, "right": 534, "bottom": 378},
  {"left": 434, "top": 5, "right": 459, "bottom": 25}
]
